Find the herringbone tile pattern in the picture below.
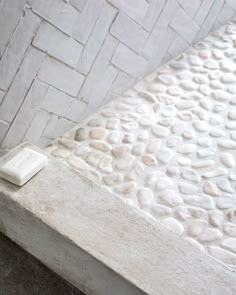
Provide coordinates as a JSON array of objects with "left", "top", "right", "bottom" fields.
[{"left": 0, "top": 0, "right": 235, "bottom": 149}]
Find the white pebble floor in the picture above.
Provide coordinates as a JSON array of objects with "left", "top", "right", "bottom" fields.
[{"left": 47, "top": 20, "right": 236, "bottom": 269}]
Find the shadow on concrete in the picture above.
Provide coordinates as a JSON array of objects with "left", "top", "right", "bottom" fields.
[{"left": 0, "top": 233, "right": 84, "bottom": 295}]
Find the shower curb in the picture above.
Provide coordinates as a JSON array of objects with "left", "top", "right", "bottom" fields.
[{"left": 0, "top": 143, "right": 235, "bottom": 295}]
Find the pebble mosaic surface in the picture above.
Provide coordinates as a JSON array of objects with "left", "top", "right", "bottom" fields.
[{"left": 47, "top": 21, "right": 236, "bottom": 269}]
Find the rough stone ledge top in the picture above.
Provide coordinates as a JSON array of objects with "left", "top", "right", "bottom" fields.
[{"left": 0, "top": 144, "right": 235, "bottom": 295}]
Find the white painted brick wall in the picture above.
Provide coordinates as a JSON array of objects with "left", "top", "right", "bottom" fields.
[
  {"left": 0, "top": 9, "right": 40, "bottom": 91},
  {"left": 70, "top": 0, "right": 87, "bottom": 12},
  {"left": 195, "top": 0, "right": 215, "bottom": 26},
  {"left": 177, "top": 0, "right": 202, "bottom": 17},
  {"left": 111, "top": 71, "right": 135, "bottom": 95},
  {"left": 28, "top": 0, "right": 80, "bottom": 35},
  {"left": 33, "top": 22, "right": 83, "bottom": 68},
  {"left": 112, "top": 43, "right": 148, "bottom": 77},
  {"left": 83, "top": 65, "right": 118, "bottom": 116},
  {"left": 73, "top": 0, "right": 104, "bottom": 44},
  {"left": 0, "top": 90, "right": 5, "bottom": 105},
  {"left": 217, "top": 2, "right": 235, "bottom": 25},
  {"left": 110, "top": 12, "right": 149, "bottom": 53},
  {"left": 24, "top": 110, "right": 51, "bottom": 145},
  {"left": 76, "top": 2, "right": 117, "bottom": 75},
  {"left": 0, "top": 0, "right": 235, "bottom": 150},
  {"left": 0, "top": 120, "right": 9, "bottom": 143},
  {"left": 227, "top": 0, "right": 236, "bottom": 10},
  {"left": 41, "top": 87, "right": 87, "bottom": 122},
  {"left": 41, "top": 115, "right": 75, "bottom": 142},
  {"left": 107, "top": 0, "right": 149, "bottom": 23},
  {"left": 170, "top": 5, "right": 199, "bottom": 43},
  {"left": 38, "top": 56, "right": 84, "bottom": 97},
  {"left": 0, "top": 46, "right": 45, "bottom": 124},
  {"left": 1, "top": 80, "right": 48, "bottom": 148},
  {"left": 78, "top": 35, "right": 118, "bottom": 102},
  {"left": 168, "top": 35, "right": 189, "bottom": 57},
  {"left": 195, "top": 0, "right": 225, "bottom": 41},
  {"left": 0, "top": 0, "right": 25, "bottom": 57},
  {"left": 141, "top": 0, "right": 166, "bottom": 31},
  {"left": 142, "top": 0, "right": 178, "bottom": 61}
]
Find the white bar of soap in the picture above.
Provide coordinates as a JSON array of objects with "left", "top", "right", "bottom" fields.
[{"left": 0, "top": 147, "right": 47, "bottom": 186}]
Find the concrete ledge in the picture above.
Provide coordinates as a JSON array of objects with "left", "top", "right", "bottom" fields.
[{"left": 0, "top": 144, "right": 235, "bottom": 295}]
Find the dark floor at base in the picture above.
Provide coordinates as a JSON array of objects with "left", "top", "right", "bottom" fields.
[{"left": 0, "top": 233, "right": 84, "bottom": 295}]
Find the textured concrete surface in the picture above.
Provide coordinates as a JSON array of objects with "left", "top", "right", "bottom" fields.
[
  {"left": 0, "top": 144, "right": 235, "bottom": 295},
  {"left": 0, "top": 233, "right": 84, "bottom": 295},
  {"left": 0, "top": 147, "right": 84, "bottom": 294}
]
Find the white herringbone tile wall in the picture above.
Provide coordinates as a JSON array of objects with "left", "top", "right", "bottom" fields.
[{"left": 0, "top": 0, "right": 235, "bottom": 149}]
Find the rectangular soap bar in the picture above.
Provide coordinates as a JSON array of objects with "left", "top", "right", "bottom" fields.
[{"left": 0, "top": 147, "right": 47, "bottom": 186}]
